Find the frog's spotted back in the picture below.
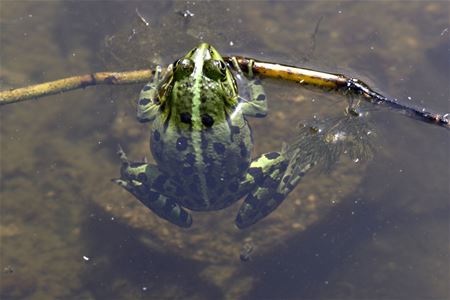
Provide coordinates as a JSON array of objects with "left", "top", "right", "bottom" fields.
[{"left": 115, "top": 43, "right": 308, "bottom": 229}]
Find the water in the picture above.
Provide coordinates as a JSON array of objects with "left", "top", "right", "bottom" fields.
[{"left": 1, "top": 1, "right": 448, "bottom": 299}]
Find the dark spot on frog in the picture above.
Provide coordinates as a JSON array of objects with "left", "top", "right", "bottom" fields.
[
  {"left": 213, "top": 142, "right": 225, "bottom": 154},
  {"left": 262, "top": 177, "right": 278, "bottom": 189},
  {"left": 142, "top": 85, "right": 151, "bottom": 91},
  {"left": 139, "top": 98, "right": 151, "bottom": 106},
  {"left": 231, "top": 126, "right": 240, "bottom": 134},
  {"left": 180, "top": 112, "right": 192, "bottom": 124},
  {"left": 282, "top": 175, "right": 291, "bottom": 184},
  {"left": 285, "top": 181, "right": 295, "bottom": 190},
  {"left": 265, "top": 152, "right": 280, "bottom": 160},
  {"left": 244, "top": 194, "right": 258, "bottom": 206},
  {"left": 201, "top": 95, "right": 208, "bottom": 103},
  {"left": 254, "top": 79, "right": 262, "bottom": 85},
  {"left": 137, "top": 172, "right": 148, "bottom": 182},
  {"left": 203, "top": 155, "right": 214, "bottom": 165},
  {"left": 153, "top": 130, "right": 161, "bottom": 141},
  {"left": 240, "top": 143, "right": 248, "bottom": 157},
  {"left": 248, "top": 167, "right": 264, "bottom": 184},
  {"left": 201, "top": 114, "right": 214, "bottom": 127},
  {"left": 176, "top": 137, "right": 188, "bottom": 151},
  {"left": 254, "top": 112, "right": 267, "bottom": 118},
  {"left": 256, "top": 94, "right": 266, "bottom": 101}
]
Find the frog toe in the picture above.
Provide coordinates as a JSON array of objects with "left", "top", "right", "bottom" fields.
[
  {"left": 235, "top": 191, "right": 285, "bottom": 229},
  {"left": 113, "top": 178, "right": 147, "bottom": 196},
  {"left": 111, "top": 178, "right": 127, "bottom": 187},
  {"left": 117, "top": 144, "right": 129, "bottom": 164},
  {"left": 235, "top": 201, "right": 259, "bottom": 229}
]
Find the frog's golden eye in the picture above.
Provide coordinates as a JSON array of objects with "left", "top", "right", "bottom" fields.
[
  {"left": 173, "top": 58, "right": 194, "bottom": 80},
  {"left": 203, "top": 59, "right": 227, "bottom": 81}
]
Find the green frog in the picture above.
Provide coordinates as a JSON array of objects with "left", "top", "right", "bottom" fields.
[{"left": 114, "top": 43, "right": 311, "bottom": 229}]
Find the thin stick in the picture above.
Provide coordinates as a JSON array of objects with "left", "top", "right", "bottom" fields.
[
  {"left": 0, "top": 70, "right": 152, "bottom": 105},
  {"left": 229, "top": 56, "right": 449, "bottom": 129}
]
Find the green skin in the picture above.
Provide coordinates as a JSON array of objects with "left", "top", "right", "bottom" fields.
[{"left": 114, "top": 43, "right": 308, "bottom": 229}]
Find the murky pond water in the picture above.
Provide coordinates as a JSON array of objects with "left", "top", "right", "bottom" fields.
[{"left": 1, "top": 1, "right": 448, "bottom": 299}]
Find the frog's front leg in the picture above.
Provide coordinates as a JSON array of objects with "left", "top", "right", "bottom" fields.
[
  {"left": 136, "top": 65, "right": 173, "bottom": 122},
  {"left": 113, "top": 147, "right": 193, "bottom": 228},
  {"left": 231, "top": 58, "right": 268, "bottom": 118},
  {"left": 235, "top": 150, "right": 311, "bottom": 229}
]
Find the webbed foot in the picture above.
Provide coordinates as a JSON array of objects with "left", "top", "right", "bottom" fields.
[{"left": 236, "top": 148, "right": 313, "bottom": 229}]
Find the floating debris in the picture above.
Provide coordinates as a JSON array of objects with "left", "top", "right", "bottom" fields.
[
  {"left": 135, "top": 8, "right": 150, "bottom": 26},
  {"left": 178, "top": 9, "right": 195, "bottom": 19},
  {"left": 240, "top": 241, "right": 254, "bottom": 262}
]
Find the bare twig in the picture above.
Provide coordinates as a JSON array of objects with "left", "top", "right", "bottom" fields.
[
  {"left": 0, "top": 70, "right": 152, "bottom": 105},
  {"left": 229, "top": 56, "right": 449, "bottom": 129}
]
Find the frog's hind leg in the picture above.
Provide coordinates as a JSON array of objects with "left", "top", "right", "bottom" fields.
[
  {"left": 235, "top": 149, "right": 312, "bottom": 229},
  {"left": 113, "top": 147, "right": 192, "bottom": 228}
]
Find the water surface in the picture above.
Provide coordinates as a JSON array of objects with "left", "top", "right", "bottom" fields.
[{"left": 1, "top": 1, "right": 448, "bottom": 299}]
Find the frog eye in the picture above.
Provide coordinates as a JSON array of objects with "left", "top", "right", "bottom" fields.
[
  {"left": 173, "top": 58, "right": 194, "bottom": 80},
  {"left": 203, "top": 59, "right": 227, "bottom": 81}
]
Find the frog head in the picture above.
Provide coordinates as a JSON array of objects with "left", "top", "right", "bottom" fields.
[{"left": 163, "top": 43, "right": 239, "bottom": 130}]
